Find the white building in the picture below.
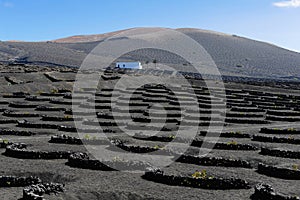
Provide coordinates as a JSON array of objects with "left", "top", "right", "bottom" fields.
[{"left": 115, "top": 62, "right": 142, "bottom": 69}]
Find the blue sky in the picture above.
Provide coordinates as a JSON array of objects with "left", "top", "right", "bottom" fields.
[{"left": 1, "top": 0, "right": 300, "bottom": 52}]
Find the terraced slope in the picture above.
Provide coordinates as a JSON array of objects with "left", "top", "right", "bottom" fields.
[{"left": 0, "top": 64, "right": 300, "bottom": 199}]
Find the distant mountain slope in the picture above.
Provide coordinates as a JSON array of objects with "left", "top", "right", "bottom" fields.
[
  {"left": 179, "top": 28, "right": 300, "bottom": 78},
  {"left": 0, "top": 28, "right": 299, "bottom": 79},
  {"left": 52, "top": 29, "right": 131, "bottom": 43}
]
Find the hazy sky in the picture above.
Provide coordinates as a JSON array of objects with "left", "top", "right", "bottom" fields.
[{"left": 1, "top": 0, "right": 300, "bottom": 52}]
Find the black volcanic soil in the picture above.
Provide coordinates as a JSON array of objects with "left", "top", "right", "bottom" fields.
[{"left": 0, "top": 64, "right": 300, "bottom": 200}]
